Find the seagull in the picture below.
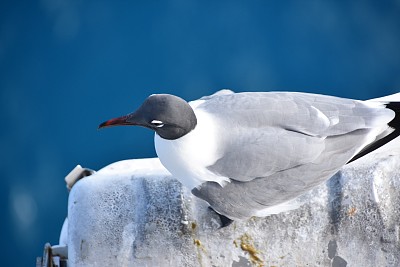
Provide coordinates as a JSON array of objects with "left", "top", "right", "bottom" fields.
[{"left": 99, "top": 90, "right": 400, "bottom": 225}]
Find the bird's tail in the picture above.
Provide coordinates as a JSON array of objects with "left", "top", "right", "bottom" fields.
[{"left": 347, "top": 93, "right": 400, "bottom": 163}]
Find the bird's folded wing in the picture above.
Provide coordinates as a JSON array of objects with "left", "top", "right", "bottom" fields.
[{"left": 202, "top": 92, "right": 394, "bottom": 182}]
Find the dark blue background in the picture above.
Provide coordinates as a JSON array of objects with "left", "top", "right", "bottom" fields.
[{"left": 1, "top": 1, "right": 399, "bottom": 266}]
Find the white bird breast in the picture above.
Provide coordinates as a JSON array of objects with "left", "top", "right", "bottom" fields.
[{"left": 154, "top": 107, "right": 230, "bottom": 189}]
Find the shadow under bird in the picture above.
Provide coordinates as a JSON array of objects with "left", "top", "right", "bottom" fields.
[{"left": 99, "top": 90, "right": 400, "bottom": 226}]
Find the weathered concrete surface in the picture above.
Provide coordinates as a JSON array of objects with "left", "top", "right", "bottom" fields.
[{"left": 66, "top": 142, "right": 400, "bottom": 267}]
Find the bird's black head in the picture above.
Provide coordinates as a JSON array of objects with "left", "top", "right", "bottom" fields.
[{"left": 99, "top": 94, "right": 197, "bottom": 140}]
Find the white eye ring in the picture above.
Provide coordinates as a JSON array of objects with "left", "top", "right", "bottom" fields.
[{"left": 151, "top": 120, "right": 164, "bottom": 128}]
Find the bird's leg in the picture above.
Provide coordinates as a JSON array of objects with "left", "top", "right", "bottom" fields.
[{"left": 208, "top": 206, "right": 234, "bottom": 228}]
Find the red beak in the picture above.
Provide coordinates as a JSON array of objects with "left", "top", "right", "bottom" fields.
[{"left": 98, "top": 115, "right": 133, "bottom": 129}]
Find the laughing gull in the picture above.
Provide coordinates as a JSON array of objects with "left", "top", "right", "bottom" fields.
[{"left": 99, "top": 90, "right": 400, "bottom": 224}]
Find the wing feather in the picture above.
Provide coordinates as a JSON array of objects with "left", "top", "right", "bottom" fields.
[{"left": 199, "top": 92, "right": 394, "bottom": 182}]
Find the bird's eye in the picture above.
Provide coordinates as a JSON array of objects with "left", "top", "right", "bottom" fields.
[{"left": 150, "top": 120, "right": 164, "bottom": 128}]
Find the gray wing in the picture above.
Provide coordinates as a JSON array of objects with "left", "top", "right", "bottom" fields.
[
  {"left": 199, "top": 92, "right": 394, "bottom": 182},
  {"left": 198, "top": 89, "right": 234, "bottom": 100}
]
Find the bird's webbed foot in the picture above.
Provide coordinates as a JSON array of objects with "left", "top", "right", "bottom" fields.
[{"left": 208, "top": 206, "right": 234, "bottom": 228}]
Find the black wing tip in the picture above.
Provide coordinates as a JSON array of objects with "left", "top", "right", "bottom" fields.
[
  {"left": 348, "top": 101, "right": 400, "bottom": 164},
  {"left": 386, "top": 102, "right": 400, "bottom": 129}
]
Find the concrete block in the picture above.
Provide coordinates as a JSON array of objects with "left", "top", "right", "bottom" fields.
[{"left": 66, "top": 143, "right": 400, "bottom": 266}]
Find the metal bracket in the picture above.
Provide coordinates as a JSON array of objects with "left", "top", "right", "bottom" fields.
[
  {"left": 65, "top": 165, "right": 95, "bottom": 190},
  {"left": 36, "top": 243, "right": 68, "bottom": 267}
]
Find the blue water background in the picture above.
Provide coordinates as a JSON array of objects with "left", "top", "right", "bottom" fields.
[{"left": 1, "top": 1, "right": 400, "bottom": 266}]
